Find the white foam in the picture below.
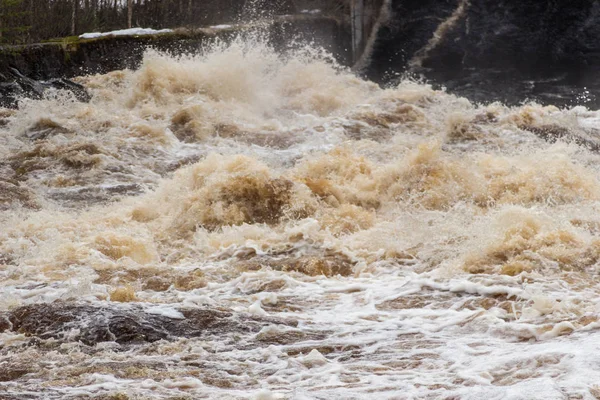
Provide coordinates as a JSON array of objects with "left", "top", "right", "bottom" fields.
[
  {"left": 248, "top": 299, "right": 268, "bottom": 316},
  {"left": 145, "top": 305, "right": 185, "bottom": 319},
  {"left": 3, "top": 36, "right": 600, "bottom": 399}
]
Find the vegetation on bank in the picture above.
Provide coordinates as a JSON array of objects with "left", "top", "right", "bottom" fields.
[{"left": 0, "top": 0, "right": 351, "bottom": 45}]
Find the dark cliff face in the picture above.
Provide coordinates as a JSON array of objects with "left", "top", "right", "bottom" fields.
[
  {"left": 422, "top": 0, "right": 600, "bottom": 74},
  {"left": 365, "top": 0, "right": 461, "bottom": 81},
  {"left": 366, "top": 0, "right": 600, "bottom": 107}
]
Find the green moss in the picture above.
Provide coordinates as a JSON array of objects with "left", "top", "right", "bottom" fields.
[
  {"left": 4, "top": 47, "right": 24, "bottom": 56},
  {"left": 0, "top": 22, "right": 263, "bottom": 63},
  {"left": 42, "top": 35, "right": 79, "bottom": 44}
]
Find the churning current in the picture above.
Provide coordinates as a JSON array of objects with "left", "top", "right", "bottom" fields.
[{"left": 2, "top": 37, "right": 600, "bottom": 399}]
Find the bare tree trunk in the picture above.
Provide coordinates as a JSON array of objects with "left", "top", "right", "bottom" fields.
[
  {"left": 127, "top": 0, "right": 133, "bottom": 28},
  {"left": 0, "top": 0, "right": 4, "bottom": 41},
  {"left": 29, "top": 0, "right": 34, "bottom": 41},
  {"left": 72, "top": 0, "right": 78, "bottom": 35}
]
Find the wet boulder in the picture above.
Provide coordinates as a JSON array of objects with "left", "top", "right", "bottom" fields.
[
  {"left": 0, "top": 68, "right": 90, "bottom": 108},
  {"left": 0, "top": 302, "right": 297, "bottom": 346}
]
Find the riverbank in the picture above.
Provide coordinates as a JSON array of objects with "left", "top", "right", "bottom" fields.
[{"left": 0, "top": 15, "right": 351, "bottom": 81}]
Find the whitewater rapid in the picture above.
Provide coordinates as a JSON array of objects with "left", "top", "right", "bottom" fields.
[{"left": 3, "top": 37, "right": 600, "bottom": 399}]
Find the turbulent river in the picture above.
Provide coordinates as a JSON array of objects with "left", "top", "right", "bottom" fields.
[{"left": 3, "top": 37, "right": 600, "bottom": 399}]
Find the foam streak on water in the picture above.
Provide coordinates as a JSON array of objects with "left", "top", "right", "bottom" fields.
[{"left": 3, "top": 37, "right": 600, "bottom": 399}]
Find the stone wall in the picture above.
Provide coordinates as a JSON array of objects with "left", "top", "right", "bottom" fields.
[{"left": 0, "top": 15, "right": 351, "bottom": 81}]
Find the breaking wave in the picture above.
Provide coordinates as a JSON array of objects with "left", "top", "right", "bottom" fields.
[{"left": 3, "top": 35, "right": 600, "bottom": 399}]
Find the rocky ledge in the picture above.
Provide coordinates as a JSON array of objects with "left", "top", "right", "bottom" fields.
[
  {"left": 0, "top": 302, "right": 297, "bottom": 346},
  {"left": 0, "top": 15, "right": 350, "bottom": 108}
]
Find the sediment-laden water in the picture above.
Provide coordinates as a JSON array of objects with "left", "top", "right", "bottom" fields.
[{"left": 3, "top": 37, "right": 600, "bottom": 399}]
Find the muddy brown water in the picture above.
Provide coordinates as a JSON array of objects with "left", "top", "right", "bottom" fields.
[{"left": 3, "top": 38, "right": 600, "bottom": 399}]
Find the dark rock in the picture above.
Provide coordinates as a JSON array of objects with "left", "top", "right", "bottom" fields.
[
  {"left": 0, "top": 82, "right": 25, "bottom": 108},
  {"left": 0, "top": 67, "right": 91, "bottom": 108},
  {"left": 45, "top": 77, "right": 91, "bottom": 103},
  {"left": 365, "top": 0, "right": 600, "bottom": 107},
  {"left": 1, "top": 302, "right": 297, "bottom": 346},
  {"left": 8, "top": 67, "right": 45, "bottom": 98},
  {"left": 365, "top": 0, "right": 461, "bottom": 81}
]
